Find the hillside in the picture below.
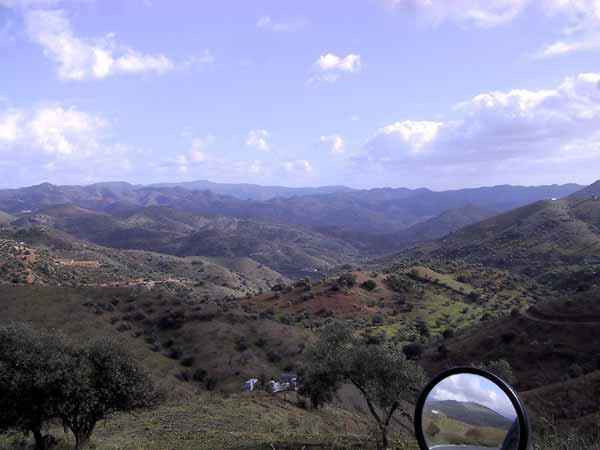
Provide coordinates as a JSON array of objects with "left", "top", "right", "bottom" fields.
[
  {"left": 391, "top": 205, "right": 497, "bottom": 247},
  {"left": 426, "top": 400, "right": 513, "bottom": 429},
  {"left": 14, "top": 205, "right": 360, "bottom": 279},
  {"left": 0, "top": 210, "right": 15, "bottom": 225},
  {"left": 0, "top": 225, "right": 286, "bottom": 296},
  {"left": 569, "top": 180, "right": 600, "bottom": 199},
  {"left": 411, "top": 194, "right": 600, "bottom": 286},
  {"left": 0, "top": 182, "right": 582, "bottom": 244}
]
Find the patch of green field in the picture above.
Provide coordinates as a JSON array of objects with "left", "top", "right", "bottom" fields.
[
  {"left": 408, "top": 267, "right": 480, "bottom": 296},
  {"left": 423, "top": 413, "right": 507, "bottom": 448}
]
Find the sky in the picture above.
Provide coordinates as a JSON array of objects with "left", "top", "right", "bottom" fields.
[
  {"left": 426, "top": 373, "right": 517, "bottom": 420},
  {"left": 1, "top": 0, "right": 600, "bottom": 190}
]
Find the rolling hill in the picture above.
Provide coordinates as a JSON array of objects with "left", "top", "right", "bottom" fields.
[
  {"left": 0, "top": 225, "right": 286, "bottom": 296},
  {"left": 410, "top": 184, "right": 600, "bottom": 284},
  {"left": 13, "top": 204, "right": 361, "bottom": 279},
  {"left": 426, "top": 400, "right": 513, "bottom": 429}
]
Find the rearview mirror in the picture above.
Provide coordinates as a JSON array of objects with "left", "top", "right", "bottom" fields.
[{"left": 414, "top": 367, "right": 530, "bottom": 450}]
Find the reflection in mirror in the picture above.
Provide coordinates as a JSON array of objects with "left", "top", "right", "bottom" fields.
[{"left": 422, "top": 373, "right": 520, "bottom": 450}]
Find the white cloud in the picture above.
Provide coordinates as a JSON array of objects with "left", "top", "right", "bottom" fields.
[
  {"left": 283, "top": 159, "right": 313, "bottom": 173},
  {"left": 535, "top": 0, "right": 600, "bottom": 58},
  {"left": 389, "top": 0, "right": 529, "bottom": 27},
  {"left": 307, "top": 53, "right": 361, "bottom": 86},
  {"left": 320, "top": 134, "right": 345, "bottom": 153},
  {"left": 0, "top": 103, "right": 148, "bottom": 187},
  {"left": 0, "top": 105, "right": 106, "bottom": 155},
  {"left": 357, "top": 72, "right": 600, "bottom": 184},
  {"left": 0, "top": 110, "right": 23, "bottom": 143},
  {"left": 27, "top": 105, "right": 107, "bottom": 155},
  {"left": 256, "top": 15, "right": 307, "bottom": 32},
  {"left": 167, "top": 135, "right": 213, "bottom": 172},
  {"left": 245, "top": 129, "right": 270, "bottom": 151},
  {"left": 23, "top": 8, "right": 174, "bottom": 80},
  {"left": 390, "top": 0, "right": 600, "bottom": 58}
]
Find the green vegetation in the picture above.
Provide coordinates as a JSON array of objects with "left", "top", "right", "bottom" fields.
[
  {"left": 0, "top": 323, "right": 156, "bottom": 450},
  {"left": 300, "top": 322, "right": 426, "bottom": 449}
]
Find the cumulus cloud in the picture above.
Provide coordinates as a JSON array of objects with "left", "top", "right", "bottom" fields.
[
  {"left": 22, "top": 8, "right": 174, "bottom": 80},
  {"left": 256, "top": 15, "right": 307, "bottom": 32},
  {"left": 283, "top": 159, "right": 313, "bottom": 173},
  {"left": 0, "top": 103, "right": 147, "bottom": 187},
  {"left": 356, "top": 72, "right": 600, "bottom": 186},
  {"left": 320, "top": 134, "right": 345, "bottom": 153},
  {"left": 245, "top": 129, "right": 270, "bottom": 151},
  {"left": 0, "top": 105, "right": 107, "bottom": 155},
  {"left": 307, "top": 53, "right": 361, "bottom": 86}
]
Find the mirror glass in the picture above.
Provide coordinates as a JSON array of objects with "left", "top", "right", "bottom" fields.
[{"left": 422, "top": 373, "right": 520, "bottom": 450}]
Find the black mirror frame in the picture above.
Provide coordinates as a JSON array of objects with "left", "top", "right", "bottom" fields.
[{"left": 414, "top": 366, "right": 530, "bottom": 450}]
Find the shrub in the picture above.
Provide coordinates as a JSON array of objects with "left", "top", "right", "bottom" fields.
[
  {"left": 235, "top": 336, "right": 249, "bottom": 352},
  {"left": 371, "top": 313, "right": 385, "bottom": 325},
  {"left": 205, "top": 376, "right": 218, "bottom": 391},
  {"left": 402, "top": 342, "right": 424, "bottom": 360},
  {"left": 337, "top": 273, "right": 357, "bottom": 289},
  {"left": 181, "top": 356, "right": 195, "bottom": 367},
  {"left": 360, "top": 279, "right": 377, "bottom": 291},
  {"left": 415, "top": 319, "right": 430, "bottom": 338},
  {"left": 168, "top": 348, "right": 182, "bottom": 360},
  {"left": 192, "top": 368, "right": 207, "bottom": 382}
]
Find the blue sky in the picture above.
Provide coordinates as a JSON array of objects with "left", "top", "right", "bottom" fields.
[{"left": 1, "top": 0, "right": 600, "bottom": 190}]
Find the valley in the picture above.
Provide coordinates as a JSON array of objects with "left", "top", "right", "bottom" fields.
[{"left": 0, "top": 179, "right": 599, "bottom": 449}]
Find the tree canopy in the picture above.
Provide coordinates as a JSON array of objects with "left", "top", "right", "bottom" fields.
[
  {"left": 0, "top": 322, "right": 157, "bottom": 450},
  {"left": 300, "top": 322, "right": 426, "bottom": 449}
]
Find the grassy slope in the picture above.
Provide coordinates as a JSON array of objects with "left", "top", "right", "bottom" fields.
[{"left": 414, "top": 198, "right": 600, "bottom": 279}]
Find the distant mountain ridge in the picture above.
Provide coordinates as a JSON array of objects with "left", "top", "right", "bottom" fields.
[
  {"left": 150, "top": 180, "right": 355, "bottom": 201},
  {"left": 0, "top": 180, "right": 586, "bottom": 265}
]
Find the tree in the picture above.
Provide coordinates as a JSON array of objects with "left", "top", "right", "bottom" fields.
[
  {"left": 57, "top": 337, "right": 157, "bottom": 450},
  {"left": 0, "top": 323, "right": 157, "bottom": 450},
  {"left": 0, "top": 322, "right": 72, "bottom": 450},
  {"left": 300, "top": 322, "right": 426, "bottom": 449}
]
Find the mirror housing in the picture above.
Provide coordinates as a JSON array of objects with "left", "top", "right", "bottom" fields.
[{"left": 414, "top": 367, "right": 530, "bottom": 450}]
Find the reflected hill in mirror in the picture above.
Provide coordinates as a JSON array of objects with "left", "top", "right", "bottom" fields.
[{"left": 424, "top": 400, "right": 516, "bottom": 449}]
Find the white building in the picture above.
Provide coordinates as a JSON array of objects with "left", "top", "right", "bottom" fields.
[{"left": 243, "top": 378, "right": 259, "bottom": 392}]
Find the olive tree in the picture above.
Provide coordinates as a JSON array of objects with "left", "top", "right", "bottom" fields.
[
  {"left": 300, "top": 322, "right": 426, "bottom": 449},
  {"left": 0, "top": 322, "right": 157, "bottom": 450},
  {"left": 0, "top": 322, "right": 72, "bottom": 450},
  {"left": 57, "top": 337, "right": 158, "bottom": 450}
]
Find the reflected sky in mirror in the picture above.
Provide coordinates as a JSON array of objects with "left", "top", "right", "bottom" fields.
[{"left": 425, "top": 374, "right": 517, "bottom": 421}]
